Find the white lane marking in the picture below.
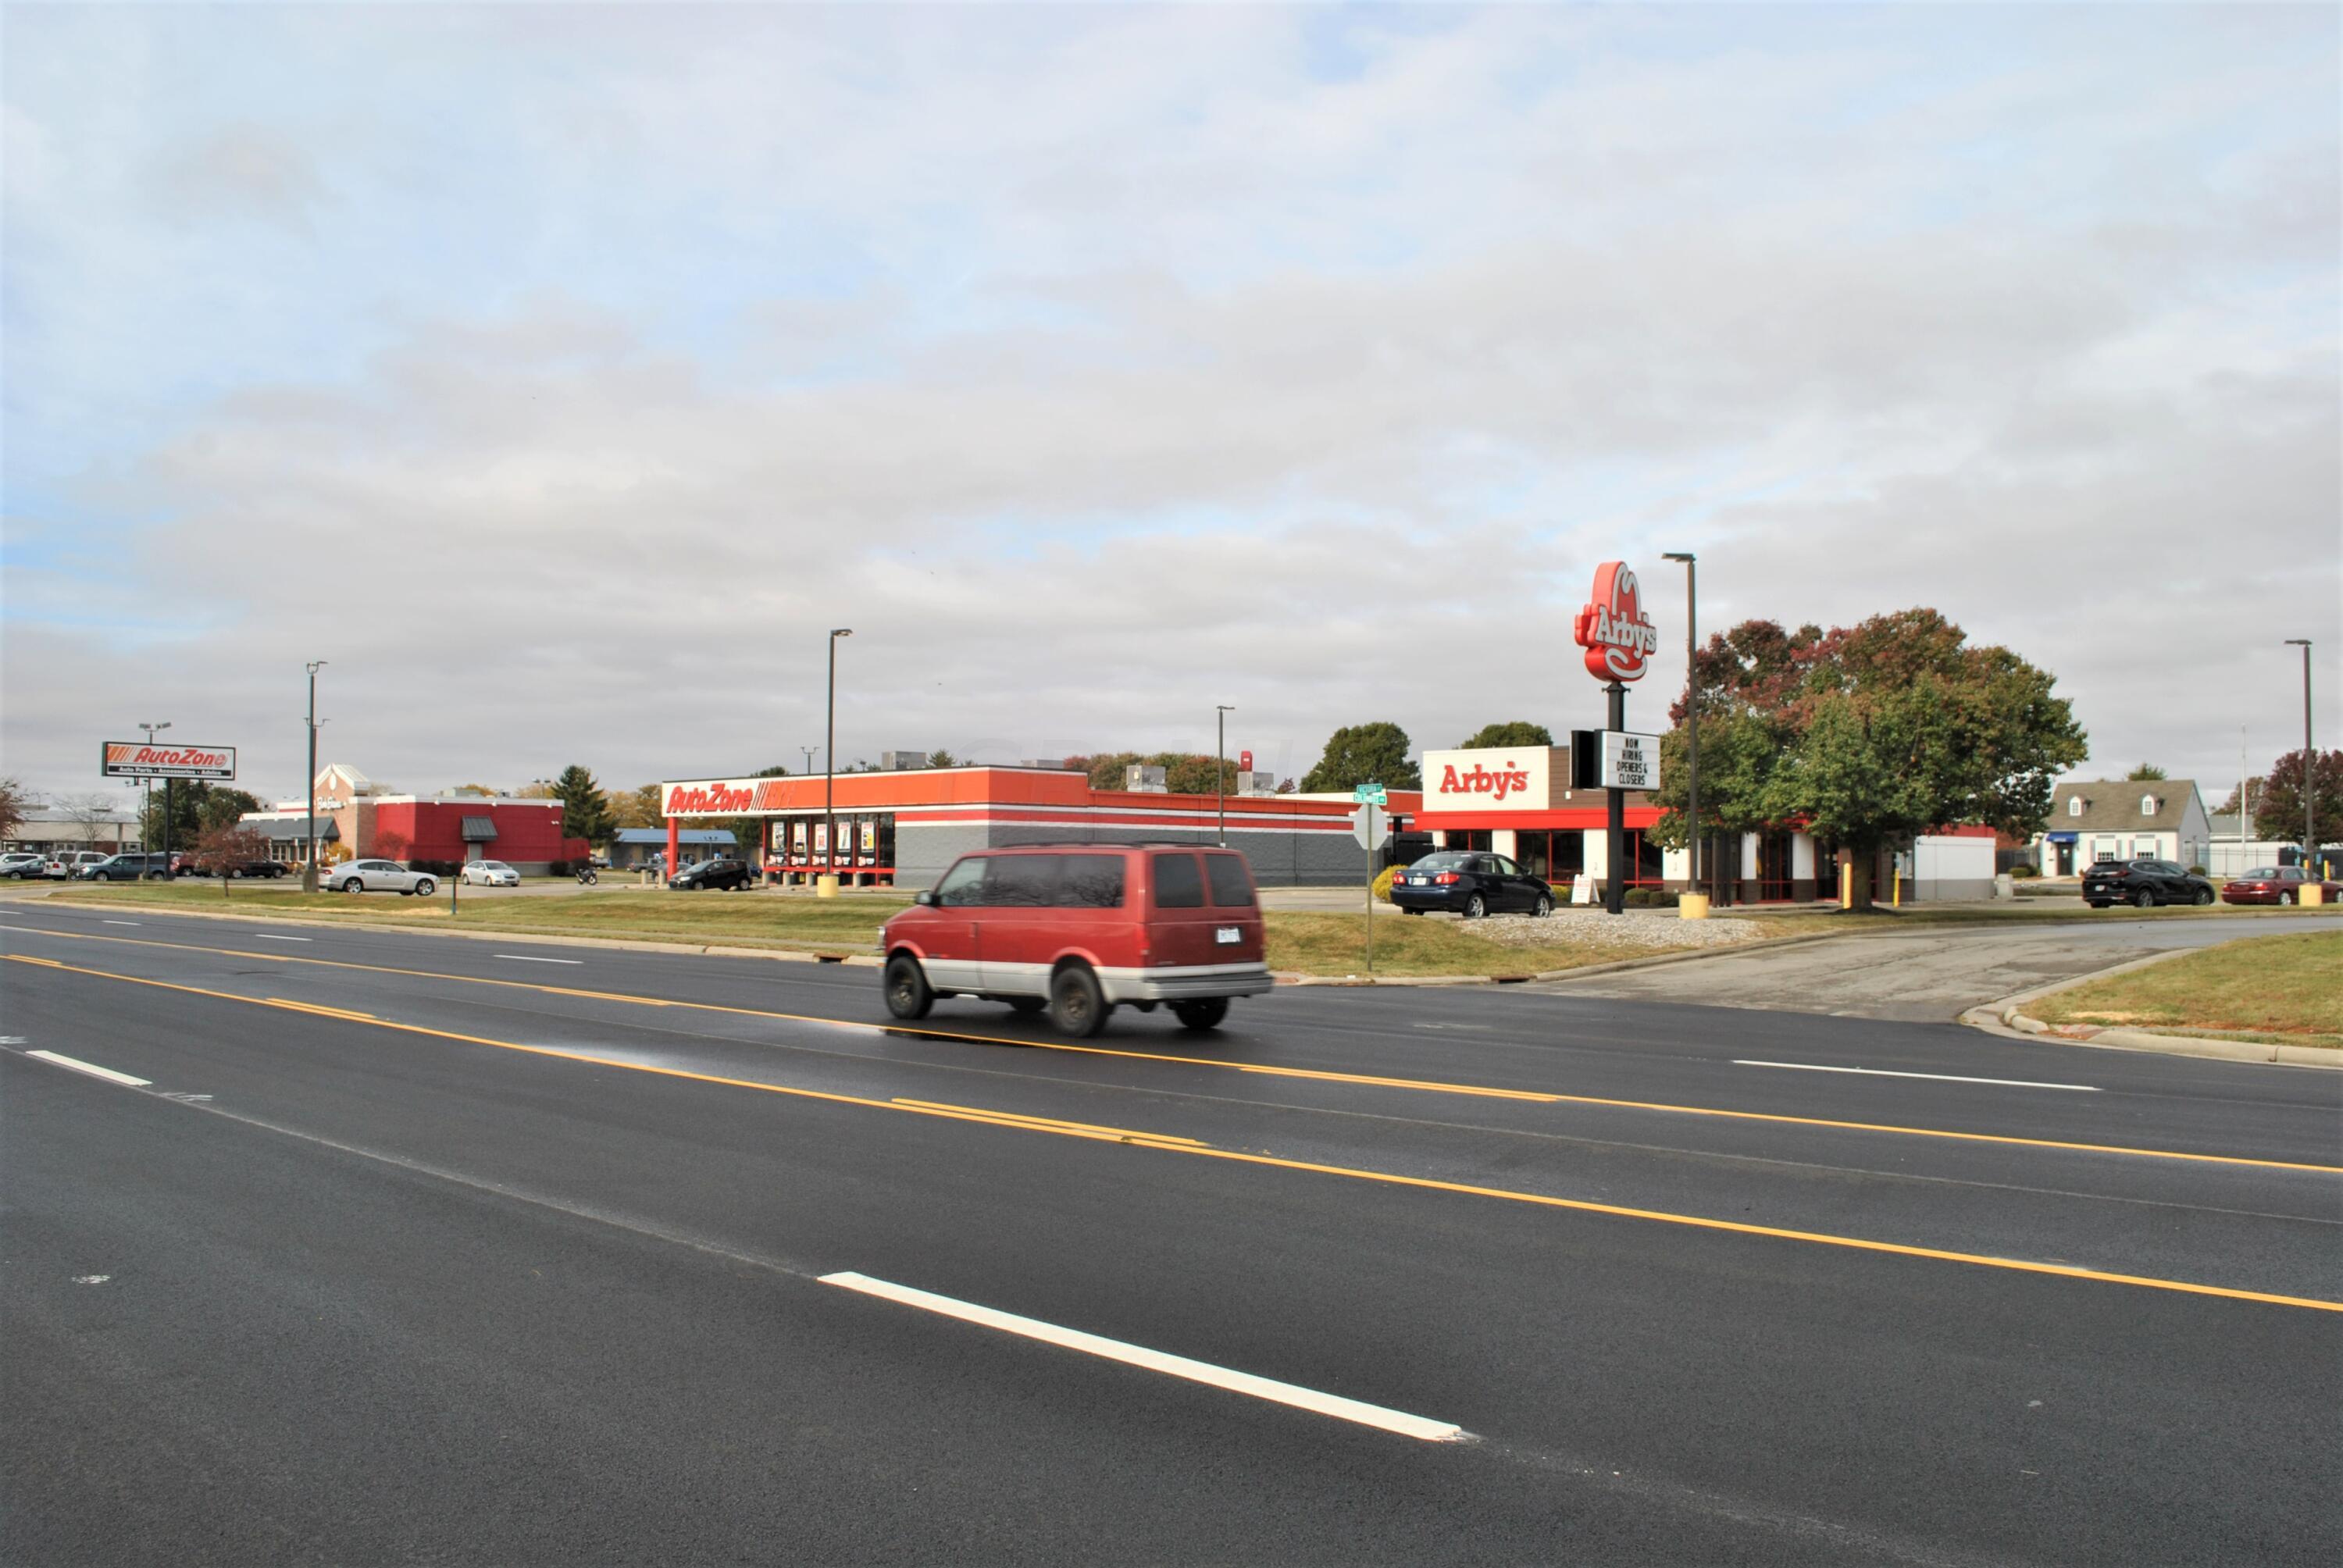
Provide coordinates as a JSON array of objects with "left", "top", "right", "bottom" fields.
[
  {"left": 102, "top": 920, "right": 140, "bottom": 926},
  {"left": 820, "top": 1271, "right": 1465, "bottom": 1442},
  {"left": 254, "top": 933, "right": 312, "bottom": 943},
  {"left": 73, "top": 1275, "right": 111, "bottom": 1285},
  {"left": 497, "top": 954, "right": 582, "bottom": 965},
  {"left": 1733, "top": 1060, "right": 2099, "bottom": 1092},
  {"left": 24, "top": 1049, "right": 153, "bottom": 1087}
]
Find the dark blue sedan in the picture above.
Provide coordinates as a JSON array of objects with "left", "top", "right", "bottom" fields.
[{"left": 1389, "top": 851, "right": 1556, "bottom": 918}]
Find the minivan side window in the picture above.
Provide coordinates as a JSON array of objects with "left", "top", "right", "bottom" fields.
[
  {"left": 1060, "top": 854, "right": 1125, "bottom": 908},
  {"left": 987, "top": 855, "right": 1063, "bottom": 907},
  {"left": 1151, "top": 852, "right": 1204, "bottom": 907},
  {"left": 1204, "top": 853, "right": 1254, "bottom": 908},
  {"left": 933, "top": 857, "right": 989, "bottom": 906}
]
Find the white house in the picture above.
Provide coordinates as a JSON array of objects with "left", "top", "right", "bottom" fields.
[{"left": 2035, "top": 779, "right": 2212, "bottom": 876}]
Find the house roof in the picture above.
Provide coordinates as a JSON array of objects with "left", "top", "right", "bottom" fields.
[{"left": 2049, "top": 780, "right": 2203, "bottom": 835}]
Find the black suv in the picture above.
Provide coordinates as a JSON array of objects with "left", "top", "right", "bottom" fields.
[
  {"left": 2082, "top": 859, "right": 2214, "bottom": 908},
  {"left": 668, "top": 857, "right": 755, "bottom": 892}
]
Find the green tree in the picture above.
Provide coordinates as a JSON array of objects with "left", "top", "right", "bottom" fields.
[
  {"left": 0, "top": 777, "right": 25, "bottom": 843},
  {"left": 926, "top": 749, "right": 958, "bottom": 768},
  {"left": 2125, "top": 763, "right": 2167, "bottom": 781},
  {"left": 551, "top": 764, "right": 615, "bottom": 846},
  {"left": 1653, "top": 609, "right": 2085, "bottom": 907},
  {"left": 753, "top": 764, "right": 792, "bottom": 778},
  {"left": 2256, "top": 748, "right": 2343, "bottom": 847},
  {"left": 609, "top": 783, "right": 665, "bottom": 831},
  {"left": 1300, "top": 723, "right": 1419, "bottom": 793},
  {"left": 1458, "top": 722, "right": 1553, "bottom": 750},
  {"left": 141, "top": 783, "right": 264, "bottom": 851}
]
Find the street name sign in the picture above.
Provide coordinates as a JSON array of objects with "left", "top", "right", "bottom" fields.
[{"left": 1351, "top": 782, "right": 1389, "bottom": 807}]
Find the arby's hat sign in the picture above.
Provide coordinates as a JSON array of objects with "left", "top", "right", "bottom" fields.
[{"left": 1571, "top": 561, "right": 1658, "bottom": 683}]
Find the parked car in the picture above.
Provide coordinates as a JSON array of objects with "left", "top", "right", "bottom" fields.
[
  {"left": 879, "top": 843, "right": 1271, "bottom": 1037},
  {"left": 669, "top": 857, "right": 754, "bottom": 892},
  {"left": 2081, "top": 859, "right": 2215, "bottom": 908},
  {"left": 76, "top": 852, "right": 172, "bottom": 882},
  {"left": 461, "top": 860, "right": 521, "bottom": 887},
  {"left": 329, "top": 859, "right": 439, "bottom": 896},
  {"left": 58, "top": 850, "right": 111, "bottom": 878},
  {"left": 1, "top": 851, "right": 47, "bottom": 878},
  {"left": 1388, "top": 850, "right": 1557, "bottom": 918},
  {"left": 2220, "top": 866, "right": 2341, "bottom": 906},
  {"left": 230, "top": 859, "right": 291, "bottom": 878}
]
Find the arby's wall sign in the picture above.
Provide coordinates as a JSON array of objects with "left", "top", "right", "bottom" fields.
[
  {"left": 1571, "top": 560, "right": 1659, "bottom": 683},
  {"left": 1420, "top": 747, "right": 1560, "bottom": 814}
]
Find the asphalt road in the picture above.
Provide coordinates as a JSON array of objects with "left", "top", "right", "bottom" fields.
[
  {"left": 1534, "top": 908, "right": 2343, "bottom": 1020},
  {"left": 4, "top": 902, "right": 2338, "bottom": 1566}
]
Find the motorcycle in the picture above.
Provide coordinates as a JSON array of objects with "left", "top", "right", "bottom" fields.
[{"left": 575, "top": 864, "right": 599, "bottom": 885}]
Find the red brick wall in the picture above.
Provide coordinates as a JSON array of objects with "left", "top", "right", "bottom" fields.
[{"left": 367, "top": 801, "right": 589, "bottom": 866}]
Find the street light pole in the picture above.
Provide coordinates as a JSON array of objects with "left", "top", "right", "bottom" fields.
[
  {"left": 826, "top": 629, "right": 852, "bottom": 889},
  {"left": 138, "top": 721, "right": 170, "bottom": 866},
  {"left": 1215, "top": 704, "right": 1235, "bottom": 846},
  {"left": 2285, "top": 639, "right": 2314, "bottom": 867},
  {"left": 1662, "top": 552, "right": 1697, "bottom": 896},
  {"left": 303, "top": 661, "right": 326, "bottom": 892}
]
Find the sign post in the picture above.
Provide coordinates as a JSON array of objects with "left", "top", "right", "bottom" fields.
[
  {"left": 1351, "top": 792, "right": 1390, "bottom": 974},
  {"left": 1571, "top": 561, "right": 1659, "bottom": 914}
]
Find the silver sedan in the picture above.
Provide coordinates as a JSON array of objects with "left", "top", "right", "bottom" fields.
[
  {"left": 331, "top": 859, "right": 439, "bottom": 896},
  {"left": 460, "top": 860, "right": 520, "bottom": 887}
]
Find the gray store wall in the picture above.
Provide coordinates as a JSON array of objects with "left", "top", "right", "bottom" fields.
[{"left": 893, "top": 821, "right": 1378, "bottom": 889}]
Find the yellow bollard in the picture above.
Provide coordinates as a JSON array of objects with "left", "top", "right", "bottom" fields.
[
  {"left": 816, "top": 873, "right": 840, "bottom": 899},
  {"left": 2304, "top": 882, "right": 2327, "bottom": 907},
  {"left": 1678, "top": 892, "right": 1710, "bottom": 920},
  {"left": 1893, "top": 870, "right": 1903, "bottom": 909},
  {"left": 1838, "top": 862, "right": 1853, "bottom": 910}
]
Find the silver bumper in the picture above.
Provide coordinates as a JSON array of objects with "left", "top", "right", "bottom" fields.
[{"left": 1100, "top": 963, "right": 1276, "bottom": 1003}]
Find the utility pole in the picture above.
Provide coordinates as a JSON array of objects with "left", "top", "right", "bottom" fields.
[
  {"left": 303, "top": 661, "right": 326, "bottom": 892},
  {"left": 825, "top": 629, "right": 852, "bottom": 893},
  {"left": 137, "top": 721, "right": 170, "bottom": 864},
  {"left": 1662, "top": 552, "right": 1697, "bottom": 896},
  {"left": 1215, "top": 704, "right": 1235, "bottom": 846},
  {"left": 2285, "top": 640, "right": 2314, "bottom": 867}
]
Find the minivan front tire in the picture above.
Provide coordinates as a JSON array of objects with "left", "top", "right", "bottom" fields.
[
  {"left": 1049, "top": 964, "right": 1109, "bottom": 1038},
  {"left": 884, "top": 955, "right": 934, "bottom": 1020}
]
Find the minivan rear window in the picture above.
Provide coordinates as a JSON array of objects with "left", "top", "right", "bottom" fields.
[
  {"left": 1204, "top": 853, "right": 1254, "bottom": 908},
  {"left": 1151, "top": 852, "right": 1204, "bottom": 907}
]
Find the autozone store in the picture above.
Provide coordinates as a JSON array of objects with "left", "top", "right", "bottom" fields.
[{"left": 658, "top": 767, "right": 1419, "bottom": 887}]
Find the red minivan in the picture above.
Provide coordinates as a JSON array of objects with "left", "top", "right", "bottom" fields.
[{"left": 879, "top": 844, "right": 1271, "bottom": 1036}]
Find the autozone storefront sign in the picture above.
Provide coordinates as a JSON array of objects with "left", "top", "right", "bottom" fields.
[
  {"left": 1421, "top": 747, "right": 1557, "bottom": 814},
  {"left": 102, "top": 742, "right": 237, "bottom": 780},
  {"left": 664, "top": 779, "right": 793, "bottom": 816}
]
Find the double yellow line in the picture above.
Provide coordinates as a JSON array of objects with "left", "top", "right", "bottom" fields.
[{"left": 8, "top": 948, "right": 2341, "bottom": 1315}]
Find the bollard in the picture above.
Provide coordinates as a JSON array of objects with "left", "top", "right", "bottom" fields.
[
  {"left": 1678, "top": 892, "right": 1710, "bottom": 920},
  {"left": 817, "top": 873, "right": 840, "bottom": 899},
  {"left": 2305, "top": 883, "right": 2327, "bottom": 907}
]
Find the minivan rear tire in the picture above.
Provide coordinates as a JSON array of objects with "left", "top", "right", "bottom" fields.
[
  {"left": 884, "top": 955, "right": 934, "bottom": 1020},
  {"left": 1172, "top": 998, "right": 1229, "bottom": 1032},
  {"left": 1049, "top": 964, "right": 1109, "bottom": 1038}
]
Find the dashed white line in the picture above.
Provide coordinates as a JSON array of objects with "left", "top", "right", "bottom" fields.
[
  {"left": 254, "top": 933, "right": 312, "bottom": 943},
  {"left": 23, "top": 1050, "right": 152, "bottom": 1088},
  {"left": 819, "top": 1271, "right": 1466, "bottom": 1442},
  {"left": 497, "top": 954, "right": 583, "bottom": 965},
  {"left": 1733, "top": 1060, "right": 2099, "bottom": 1092},
  {"left": 102, "top": 920, "right": 141, "bottom": 926}
]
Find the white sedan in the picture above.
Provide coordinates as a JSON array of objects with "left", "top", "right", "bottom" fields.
[
  {"left": 461, "top": 860, "right": 520, "bottom": 887},
  {"left": 331, "top": 859, "right": 438, "bottom": 896}
]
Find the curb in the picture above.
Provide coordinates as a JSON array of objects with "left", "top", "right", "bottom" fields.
[{"left": 1957, "top": 945, "right": 2339, "bottom": 1070}]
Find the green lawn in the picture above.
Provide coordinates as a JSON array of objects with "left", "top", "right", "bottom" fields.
[{"left": 2028, "top": 931, "right": 2343, "bottom": 1047}]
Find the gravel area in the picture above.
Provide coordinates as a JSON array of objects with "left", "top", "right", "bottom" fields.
[{"left": 1403, "top": 907, "right": 1765, "bottom": 951}]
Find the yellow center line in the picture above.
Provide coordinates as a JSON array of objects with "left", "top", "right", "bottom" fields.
[
  {"left": 9, "top": 951, "right": 2339, "bottom": 1315},
  {"left": 890, "top": 1099, "right": 1207, "bottom": 1146},
  {"left": 5, "top": 927, "right": 2338, "bottom": 1176}
]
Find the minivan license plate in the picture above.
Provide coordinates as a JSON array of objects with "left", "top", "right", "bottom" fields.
[{"left": 1214, "top": 926, "right": 1241, "bottom": 944}]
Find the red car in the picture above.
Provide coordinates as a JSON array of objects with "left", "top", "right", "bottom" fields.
[
  {"left": 2220, "top": 866, "right": 2340, "bottom": 906},
  {"left": 879, "top": 843, "right": 1271, "bottom": 1036}
]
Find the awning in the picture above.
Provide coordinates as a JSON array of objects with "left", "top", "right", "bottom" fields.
[
  {"left": 2044, "top": 831, "right": 2079, "bottom": 843},
  {"left": 460, "top": 816, "right": 499, "bottom": 840}
]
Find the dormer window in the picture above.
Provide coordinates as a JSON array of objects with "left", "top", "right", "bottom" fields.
[
  {"left": 2068, "top": 796, "right": 2084, "bottom": 818},
  {"left": 2140, "top": 794, "right": 2159, "bottom": 816}
]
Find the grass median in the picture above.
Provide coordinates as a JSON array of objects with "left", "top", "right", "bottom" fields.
[
  {"left": 35, "top": 882, "right": 1735, "bottom": 978},
  {"left": 2027, "top": 930, "right": 2343, "bottom": 1049}
]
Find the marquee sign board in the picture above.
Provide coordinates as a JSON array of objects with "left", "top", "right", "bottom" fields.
[
  {"left": 102, "top": 742, "right": 237, "bottom": 780},
  {"left": 1600, "top": 731, "right": 1662, "bottom": 791}
]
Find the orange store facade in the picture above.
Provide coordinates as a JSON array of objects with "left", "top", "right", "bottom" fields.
[{"left": 659, "top": 766, "right": 1425, "bottom": 888}]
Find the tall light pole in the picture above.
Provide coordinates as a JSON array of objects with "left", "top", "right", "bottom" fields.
[
  {"left": 1215, "top": 704, "right": 1235, "bottom": 846},
  {"left": 303, "top": 661, "right": 326, "bottom": 892},
  {"left": 800, "top": 746, "right": 818, "bottom": 775},
  {"left": 2285, "top": 639, "right": 2314, "bottom": 866},
  {"left": 826, "top": 629, "right": 852, "bottom": 887},
  {"left": 138, "top": 721, "right": 170, "bottom": 861},
  {"left": 1661, "top": 553, "right": 1698, "bottom": 896}
]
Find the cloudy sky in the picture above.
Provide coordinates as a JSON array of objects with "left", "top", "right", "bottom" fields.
[{"left": 4, "top": 3, "right": 2336, "bottom": 808}]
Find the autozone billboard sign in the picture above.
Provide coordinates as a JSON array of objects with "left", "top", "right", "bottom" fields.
[
  {"left": 102, "top": 742, "right": 237, "bottom": 780},
  {"left": 664, "top": 779, "right": 793, "bottom": 816}
]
